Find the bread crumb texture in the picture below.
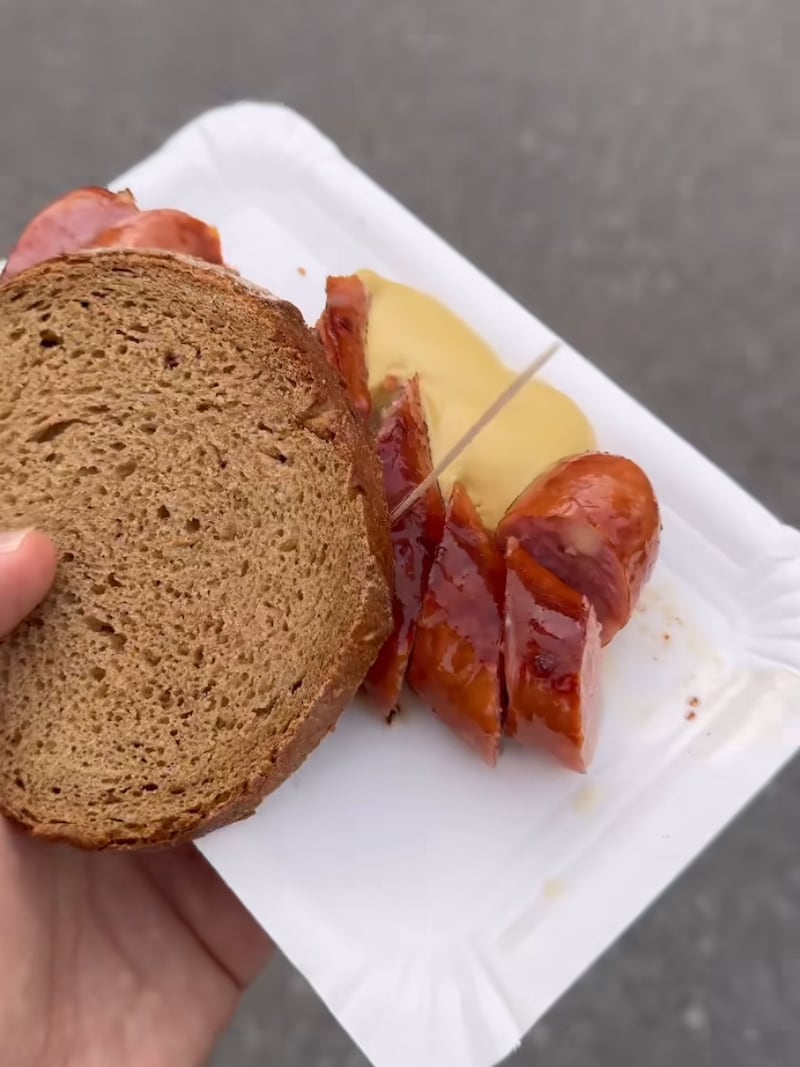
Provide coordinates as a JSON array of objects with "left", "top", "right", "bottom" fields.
[{"left": 0, "top": 251, "right": 391, "bottom": 849}]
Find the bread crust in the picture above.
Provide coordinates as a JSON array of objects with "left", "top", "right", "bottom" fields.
[{"left": 0, "top": 250, "right": 392, "bottom": 849}]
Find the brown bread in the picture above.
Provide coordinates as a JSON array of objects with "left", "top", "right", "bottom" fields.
[{"left": 0, "top": 250, "right": 392, "bottom": 849}]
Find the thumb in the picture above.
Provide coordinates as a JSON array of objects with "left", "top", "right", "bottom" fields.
[{"left": 0, "top": 530, "right": 58, "bottom": 639}]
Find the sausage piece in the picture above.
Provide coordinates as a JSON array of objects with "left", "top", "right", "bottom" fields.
[
  {"left": 408, "top": 483, "right": 504, "bottom": 765},
  {"left": 497, "top": 453, "right": 660, "bottom": 644},
  {"left": 92, "top": 209, "right": 223, "bottom": 265},
  {"left": 2, "top": 186, "right": 139, "bottom": 281},
  {"left": 504, "top": 539, "right": 602, "bottom": 772},
  {"left": 316, "top": 275, "right": 372, "bottom": 420},
  {"left": 363, "top": 377, "right": 445, "bottom": 715}
]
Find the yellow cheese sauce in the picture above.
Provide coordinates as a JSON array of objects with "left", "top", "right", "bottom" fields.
[{"left": 358, "top": 269, "right": 596, "bottom": 529}]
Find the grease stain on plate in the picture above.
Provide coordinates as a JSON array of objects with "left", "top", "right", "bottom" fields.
[
  {"left": 572, "top": 783, "right": 603, "bottom": 814},
  {"left": 542, "top": 878, "right": 567, "bottom": 903}
]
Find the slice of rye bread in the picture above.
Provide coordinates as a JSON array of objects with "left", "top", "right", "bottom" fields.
[{"left": 0, "top": 250, "right": 392, "bottom": 849}]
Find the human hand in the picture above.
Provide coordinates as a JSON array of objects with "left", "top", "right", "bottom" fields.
[{"left": 0, "top": 530, "right": 272, "bottom": 1067}]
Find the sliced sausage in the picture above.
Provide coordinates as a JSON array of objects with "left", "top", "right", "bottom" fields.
[
  {"left": 497, "top": 452, "right": 660, "bottom": 644},
  {"left": 408, "top": 483, "right": 505, "bottom": 766},
  {"left": 370, "top": 375, "right": 404, "bottom": 427},
  {"left": 316, "top": 275, "right": 372, "bottom": 419},
  {"left": 504, "top": 538, "right": 602, "bottom": 772},
  {"left": 2, "top": 186, "right": 139, "bottom": 281},
  {"left": 363, "top": 377, "right": 445, "bottom": 716},
  {"left": 92, "top": 209, "right": 223, "bottom": 265}
]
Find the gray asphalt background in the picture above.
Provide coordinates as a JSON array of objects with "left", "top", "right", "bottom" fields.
[{"left": 2, "top": 2, "right": 798, "bottom": 1065}]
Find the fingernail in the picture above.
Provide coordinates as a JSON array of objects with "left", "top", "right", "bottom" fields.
[{"left": 0, "top": 528, "right": 32, "bottom": 554}]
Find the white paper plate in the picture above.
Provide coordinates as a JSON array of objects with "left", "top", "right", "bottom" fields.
[{"left": 111, "top": 102, "right": 800, "bottom": 1067}]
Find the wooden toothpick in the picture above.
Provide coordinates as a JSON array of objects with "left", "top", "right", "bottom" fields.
[{"left": 390, "top": 340, "right": 561, "bottom": 525}]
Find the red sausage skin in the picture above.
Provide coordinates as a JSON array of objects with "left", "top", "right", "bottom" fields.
[
  {"left": 2, "top": 186, "right": 139, "bottom": 281},
  {"left": 504, "top": 539, "right": 602, "bottom": 772},
  {"left": 497, "top": 453, "right": 660, "bottom": 644},
  {"left": 408, "top": 483, "right": 505, "bottom": 766},
  {"left": 316, "top": 275, "right": 372, "bottom": 420},
  {"left": 363, "top": 377, "right": 445, "bottom": 715},
  {"left": 92, "top": 209, "right": 223, "bottom": 265}
]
